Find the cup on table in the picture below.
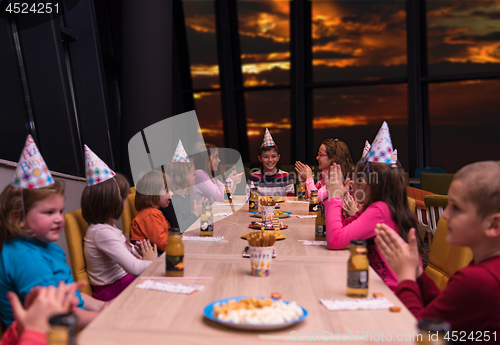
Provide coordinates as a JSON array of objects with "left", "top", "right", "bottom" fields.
[
  {"left": 249, "top": 246, "right": 273, "bottom": 277},
  {"left": 261, "top": 205, "right": 275, "bottom": 227}
]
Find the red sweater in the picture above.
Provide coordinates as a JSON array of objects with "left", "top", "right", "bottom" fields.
[
  {"left": 0, "top": 322, "right": 46, "bottom": 345},
  {"left": 397, "top": 255, "right": 500, "bottom": 335}
]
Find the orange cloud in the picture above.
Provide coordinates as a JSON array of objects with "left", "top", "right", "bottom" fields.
[
  {"left": 191, "top": 65, "right": 219, "bottom": 77},
  {"left": 242, "top": 61, "right": 290, "bottom": 74}
]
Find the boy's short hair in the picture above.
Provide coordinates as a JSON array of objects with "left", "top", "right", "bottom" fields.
[
  {"left": 81, "top": 173, "right": 130, "bottom": 224},
  {"left": 454, "top": 161, "right": 500, "bottom": 219},
  {"left": 258, "top": 145, "right": 280, "bottom": 156},
  {"left": 135, "top": 170, "right": 168, "bottom": 211},
  {"left": 0, "top": 180, "right": 65, "bottom": 245}
]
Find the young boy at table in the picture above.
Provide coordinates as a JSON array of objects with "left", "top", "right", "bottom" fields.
[
  {"left": 246, "top": 128, "right": 294, "bottom": 197},
  {"left": 375, "top": 161, "right": 500, "bottom": 335}
]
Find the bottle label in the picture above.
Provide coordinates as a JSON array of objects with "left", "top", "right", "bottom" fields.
[
  {"left": 309, "top": 203, "right": 319, "bottom": 213},
  {"left": 200, "top": 221, "right": 214, "bottom": 232},
  {"left": 249, "top": 200, "right": 258, "bottom": 211},
  {"left": 315, "top": 225, "right": 326, "bottom": 237},
  {"left": 347, "top": 270, "right": 368, "bottom": 289},
  {"left": 166, "top": 255, "right": 184, "bottom": 272}
]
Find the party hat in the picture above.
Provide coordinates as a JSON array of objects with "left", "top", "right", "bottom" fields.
[
  {"left": 361, "top": 121, "right": 396, "bottom": 164},
  {"left": 12, "top": 135, "right": 54, "bottom": 189},
  {"left": 261, "top": 128, "right": 276, "bottom": 147},
  {"left": 171, "top": 139, "right": 190, "bottom": 163},
  {"left": 393, "top": 149, "right": 398, "bottom": 162},
  {"left": 361, "top": 140, "right": 371, "bottom": 159},
  {"left": 84, "top": 145, "right": 116, "bottom": 186}
]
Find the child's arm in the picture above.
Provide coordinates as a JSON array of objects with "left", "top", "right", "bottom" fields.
[
  {"left": 95, "top": 228, "right": 153, "bottom": 276},
  {"left": 138, "top": 212, "right": 169, "bottom": 252},
  {"left": 195, "top": 171, "right": 226, "bottom": 202}
]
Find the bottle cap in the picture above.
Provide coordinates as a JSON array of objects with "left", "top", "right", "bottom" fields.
[
  {"left": 169, "top": 227, "right": 181, "bottom": 233},
  {"left": 350, "top": 239, "right": 367, "bottom": 246}
]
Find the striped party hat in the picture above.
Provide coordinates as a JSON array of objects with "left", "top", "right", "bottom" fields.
[
  {"left": 84, "top": 145, "right": 116, "bottom": 186},
  {"left": 261, "top": 128, "right": 276, "bottom": 147},
  {"left": 361, "top": 140, "right": 371, "bottom": 159},
  {"left": 11, "top": 135, "right": 54, "bottom": 189},
  {"left": 171, "top": 139, "right": 190, "bottom": 163}
]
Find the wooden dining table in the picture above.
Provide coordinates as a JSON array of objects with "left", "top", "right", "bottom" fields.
[{"left": 78, "top": 197, "right": 419, "bottom": 345}]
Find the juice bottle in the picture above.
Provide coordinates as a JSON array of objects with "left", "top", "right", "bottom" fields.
[
  {"left": 47, "top": 313, "right": 77, "bottom": 345},
  {"left": 224, "top": 181, "right": 232, "bottom": 203},
  {"left": 309, "top": 190, "right": 319, "bottom": 215},
  {"left": 297, "top": 182, "right": 306, "bottom": 201},
  {"left": 249, "top": 187, "right": 259, "bottom": 212},
  {"left": 315, "top": 202, "right": 326, "bottom": 241},
  {"left": 347, "top": 240, "right": 368, "bottom": 297},
  {"left": 166, "top": 227, "right": 184, "bottom": 277},
  {"left": 200, "top": 204, "right": 214, "bottom": 237}
]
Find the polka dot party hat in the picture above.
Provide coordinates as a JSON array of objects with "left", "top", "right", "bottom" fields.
[
  {"left": 361, "top": 121, "right": 397, "bottom": 164},
  {"left": 84, "top": 144, "right": 116, "bottom": 186},
  {"left": 261, "top": 128, "right": 276, "bottom": 147},
  {"left": 171, "top": 139, "right": 190, "bottom": 163},
  {"left": 11, "top": 135, "right": 54, "bottom": 189}
]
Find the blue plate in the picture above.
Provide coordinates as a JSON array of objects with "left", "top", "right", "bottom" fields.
[
  {"left": 203, "top": 296, "right": 308, "bottom": 330},
  {"left": 251, "top": 211, "right": 292, "bottom": 218}
]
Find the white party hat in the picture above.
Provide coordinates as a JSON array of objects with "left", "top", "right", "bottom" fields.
[
  {"left": 361, "top": 140, "right": 371, "bottom": 159},
  {"left": 84, "top": 145, "right": 116, "bottom": 186},
  {"left": 393, "top": 149, "right": 398, "bottom": 162},
  {"left": 261, "top": 128, "right": 276, "bottom": 147},
  {"left": 171, "top": 140, "right": 190, "bottom": 163},
  {"left": 11, "top": 135, "right": 54, "bottom": 189},
  {"left": 361, "top": 121, "right": 396, "bottom": 164}
]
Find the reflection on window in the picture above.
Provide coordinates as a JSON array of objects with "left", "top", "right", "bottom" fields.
[
  {"left": 426, "top": 0, "right": 500, "bottom": 76},
  {"left": 194, "top": 91, "right": 224, "bottom": 148},
  {"left": 313, "top": 84, "right": 409, "bottom": 169},
  {"left": 245, "top": 90, "right": 291, "bottom": 164},
  {"left": 238, "top": 0, "right": 290, "bottom": 87},
  {"left": 183, "top": 0, "right": 220, "bottom": 89},
  {"left": 429, "top": 79, "right": 500, "bottom": 172},
  {"left": 311, "top": 0, "right": 407, "bottom": 82}
]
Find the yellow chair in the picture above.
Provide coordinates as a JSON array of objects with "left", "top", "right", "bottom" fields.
[
  {"left": 425, "top": 217, "right": 473, "bottom": 291},
  {"left": 420, "top": 172, "right": 455, "bottom": 195},
  {"left": 121, "top": 187, "right": 138, "bottom": 238},
  {"left": 63, "top": 209, "right": 92, "bottom": 295}
]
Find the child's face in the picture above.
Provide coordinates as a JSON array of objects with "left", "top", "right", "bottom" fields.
[
  {"left": 159, "top": 188, "right": 171, "bottom": 208},
  {"left": 317, "top": 144, "right": 334, "bottom": 170},
  {"left": 188, "top": 165, "right": 196, "bottom": 187},
  {"left": 209, "top": 149, "right": 220, "bottom": 172},
  {"left": 442, "top": 180, "right": 488, "bottom": 247},
  {"left": 20, "top": 194, "right": 65, "bottom": 243},
  {"left": 258, "top": 149, "right": 280, "bottom": 173}
]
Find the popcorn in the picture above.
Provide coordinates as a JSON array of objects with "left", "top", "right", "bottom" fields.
[{"left": 216, "top": 299, "right": 303, "bottom": 325}]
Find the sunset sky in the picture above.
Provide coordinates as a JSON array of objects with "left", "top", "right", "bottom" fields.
[{"left": 182, "top": 0, "right": 500, "bottom": 172}]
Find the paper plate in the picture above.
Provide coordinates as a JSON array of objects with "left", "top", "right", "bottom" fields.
[
  {"left": 251, "top": 211, "right": 291, "bottom": 219},
  {"left": 248, "top": 223, "right": 289, "bottom": 230},
  {"left": 203, "top": 296, "right": 308, "bottom": 331},
  {"left": 241, "top": 233, "right": 286, "bottom": 241}
]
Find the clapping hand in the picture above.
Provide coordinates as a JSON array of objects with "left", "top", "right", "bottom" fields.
[
  {"left": 295, "top": 161, "right": 313, "bottom": 182},
  {"left": 325, "top": 164, "right": 352, "bottom": 200},
  {"left": 136, "top": 239, "right": 158, "bottom": 261},
  {"left": 228, "top": 170, "right": 244, "bottom": 186},
  {"left": 342, "top": 193, "right": 358, "bottom": 217}
]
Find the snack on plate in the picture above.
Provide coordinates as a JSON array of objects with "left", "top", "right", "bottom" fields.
[
  {"left": 274, "top": 210, "right": 287, "bottom": 215},
  {"left": 373, "top": 293, "right": 385, "bottom": 298},
  {"left": 271, "top": 292, "right": 282, "bottom": 299},
  {"left": 260, "top": 197, "right": 276, "bottom": 207},
  {"left": 214, "top": 297, "right": 304, "bottom": 325},
  {"left": 245, "top": 231, "right": 277, "bottom": 246}
]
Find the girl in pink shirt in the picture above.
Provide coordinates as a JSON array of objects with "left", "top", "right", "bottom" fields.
[{"left": 324, "top": 162, "right": 423, "bottom": 292}]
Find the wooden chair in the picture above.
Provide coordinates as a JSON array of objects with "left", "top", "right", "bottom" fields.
[
  {"left": 425, "top": 217, "right": 473, "bottom": 291},
  {"left": 424, "top": 194, "right": 448, "bottom": 247},
  {"left": 407, "top": 186, "right": 435, "bottom": 244},
  {"left": 63, "top": 209, "right": 92, "bottom": 295},
  {"left": 121, "top": 187, "right": 138, "bottom": 238}
]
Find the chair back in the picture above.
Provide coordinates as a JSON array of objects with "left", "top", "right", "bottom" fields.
[
  {"left": 425, "top": 217, "right": 473, "bottom": 291},
  {"left": 121, "top": 187, "right": 138, "bottom": 238},
  {"left": 424, "top": 194, "right": 448, "bottom": 236},
  {"left": 63, "top": 209, "right": 92, "bottom": 295},
  {"left": 420, "top": 172, "right": 455, "bottom": 195}
]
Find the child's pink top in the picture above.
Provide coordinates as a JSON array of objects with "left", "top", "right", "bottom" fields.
[
  {"left": 0, "top": 322, "right": 46, "bottom": 345},
  {"left": 192, "top": 170, "right": 234, "bottom": 203},
  {"left": 305, "top": 169, "right": 328, "bottom": 202},
  {"left": 325, "top": 198, "right": 399, "bottom": 292}
]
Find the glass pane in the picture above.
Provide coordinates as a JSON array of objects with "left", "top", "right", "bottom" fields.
[
  {"left": 311, "top": 0, "right": 407, "bottom": 82},
  {"left": 183, "top": 0, "right": 220, "bottom": 89},
  {"left": 426, "top": 0, "right": 500, "bottom": 76},
  {"left": 313, "top": 84, "right": 409, "bottom": 170},
  {"left": 429, "top": 79, "right": 500, "bottom": 172},
  {"left": 238, "top": 0, "right": 290, "bottom": 86},
  {"left": 194, "top": 91, "right": 224, "bottom": 148},
  {"left": 245, "top": 90, "right": 291, "bottom": 165}
]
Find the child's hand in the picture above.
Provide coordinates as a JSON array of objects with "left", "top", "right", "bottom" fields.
[
  {"left": 295, "top": 161, "right": 312, "bottom": 181},
  {"left": 9, "top": 281, "right": 82, "bottom": 334},
  {"left": 139, "top": 239, "right": 158, "bottom": 262},
  {"left": 374, "top": 224, "right": 420, "bottom": 283},
  {"left": 228, "top": 170, "right": 243, "bottom": 186},
  {"left": 193, "top": 197, "right": 206, "bottom": 217},
  {"left": 342, "top": 192, "right": 358, "bottom": 216},
  {"left": 325, "top": 164, "right": 350, "bottom": 199}
]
